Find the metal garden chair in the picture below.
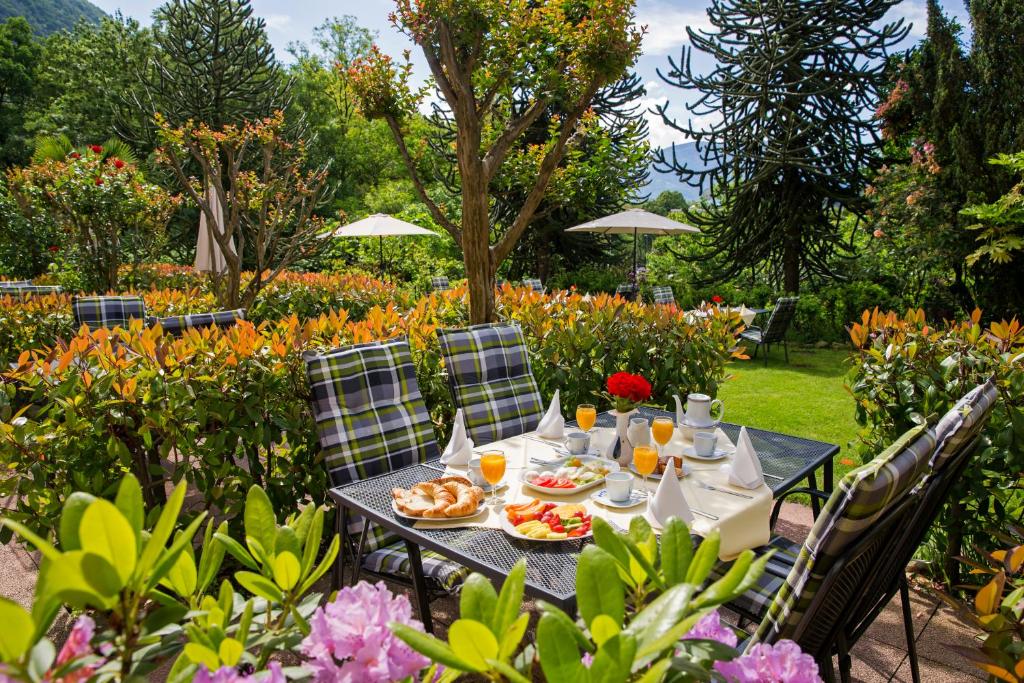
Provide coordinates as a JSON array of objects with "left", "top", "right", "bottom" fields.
[
  {"left": 615, "top": 283, "right": 637, "bottom": 301},
  {"left": 430, "top": 276, "right": 451, "bottom": 292},
  {"left": 739, "top": 296, "right": 799, "bottom": 365},
  {"left": 71, "top": 295, "right": 146, "bottom": 329},
  {"left": 521, "top": 278, "right": 544, "bottom": 293},
  {"left": 436, "top": 322, "right": 544, "bottom": 444},
  {"left": 304, "top": 338, "right": 469, "bottom": 598},
  {"left": 651, "top": 285, "right": 675, "bottom": 305}
]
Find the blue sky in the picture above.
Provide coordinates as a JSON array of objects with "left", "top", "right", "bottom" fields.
[{"left": 90, "top": 0, "right": 971, "bottom": 147}]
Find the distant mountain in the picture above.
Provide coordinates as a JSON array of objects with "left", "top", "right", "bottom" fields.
[
  {"left": 643, "top": 142, "right": 711, "bottom": 202},
  {"left": 0, "top": 0, "right": 106, "bottom": 34}
]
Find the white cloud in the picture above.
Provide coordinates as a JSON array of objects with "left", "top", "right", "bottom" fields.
[
  {"left": 264, "top": 14, "right": 292, "bottom": 33},
  {"left": 883, "top": 0, "right": 929, "bottom": 38},
  {"left": 641, "top": 94, "right": 722, "bottom": 148},
  {"left": 635, "top": 2, "right": 712, "bottom": 56}
]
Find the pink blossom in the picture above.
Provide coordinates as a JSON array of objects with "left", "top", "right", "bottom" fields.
[
  {"left": 194, "top": 661, "right": 284, "bottom": 683},
  {"left": 714, "top": 640, "right": 823, "bottom": 683},
  {"left": 683, "top": 610, "right": 738, "bottom": 648},
  {"left": 46, "top": 616, "right": 99, "bottom": 683},
  {"left": 581, "top": 652, "right": 594, "bottom": 668},
  {"left": 300, "top": 581, "right": 429, "bottom": 683},
  {"left": 873, "top": 229, "right": 885, "bottom": 239}
]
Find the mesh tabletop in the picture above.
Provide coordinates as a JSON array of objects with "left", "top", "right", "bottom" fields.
[{"left": 330, "top": 409, "right": 837, "bottom": 611}]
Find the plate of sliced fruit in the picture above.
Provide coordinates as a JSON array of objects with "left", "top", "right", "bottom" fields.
[
  {"left": 520, "top": 456, "right": 619, "bottom": 496},
  {"left": 501, "top": 499, "right": 593, "bottom": 541}
]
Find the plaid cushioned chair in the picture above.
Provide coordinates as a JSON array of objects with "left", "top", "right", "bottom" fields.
[
  {"left": 430, "top": 276, "right": 450, "bottom": 292},
  {"left": 2, "top": 285, "right": 62, "bottom": 298},
  {"left": 148, "top": 309, "right": 245, "bottom": 335},
  {"left": 72, "top": 295, "right": 145, "bottom": 328},
  {"left": 436, "top": 323, "right": 544, "bottom": 444},
  {"left": 522, "top": 278, "right": 544, "bottom": 293},
  {"left": 651, "top": 285, "right": 675, "bottom": 305},
  {"left": 0, "top": 280, "right": 32, "bottom": 287},
  {"left": 615, "top": 283, "right": 637, "bottom": 301},
  {"left": 739, "top": 296, "right": 798, "bottom": 365},
  {"left": 304, "top": 338, "right": 468, "bottom": 594}
]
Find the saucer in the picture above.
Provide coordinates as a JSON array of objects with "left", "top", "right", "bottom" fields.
[
  {"left": 591, "top": 488, "right": 646, "bottom": 509},
  {"left": 682, "top": 445, "right": 729, "bottom": 461}
]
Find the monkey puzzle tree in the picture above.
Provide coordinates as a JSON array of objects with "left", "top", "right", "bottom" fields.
[
  {"left": 349, "top": 0, "right": 643, "bottom": 323},
  {"left": 654, "top": 0, "right": 908, "bottom": 294}
]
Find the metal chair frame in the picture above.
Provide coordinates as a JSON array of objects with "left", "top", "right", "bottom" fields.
[{"left": 742, "top": 297, "right": 798, "bottom": 366}]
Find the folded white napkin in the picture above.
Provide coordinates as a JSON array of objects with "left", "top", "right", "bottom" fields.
[
  {"left": 536, "top": 390, "right": 565, "bottom": 439},
  {"left": 440, "top": 409, "right": 474, "bottom": 466},
  {"left": 650, "top": 459, "right": 694, "bottom": 525},
  {"left": 728, "top": 426, "right": 764, "bottom": 489}
]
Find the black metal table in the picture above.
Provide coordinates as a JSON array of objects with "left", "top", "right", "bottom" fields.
[{"left": 328, "top": 407, "right": 837, "bottom": 630}]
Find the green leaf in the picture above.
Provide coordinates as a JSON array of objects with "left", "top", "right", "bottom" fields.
[
  {"left": 235, "top": 571, "right": 284, "bottom": 603},
  {"left": 114, "top": 474, "right": 145, "bottom": 542},
  {"left": 499, "top": 612, "right": 530, "bottom": 661},
  {"left": 592, "top": 516, "right": 631, "bottom": 567},
  {"left": 274, "top": 526, "right": 301, "bottom": 559},
  {"left": 81, "top": 552, "right": 125, "bottom": 596},
  {"left": 183, "top": 643, "right": 220, "bottom": 670},
  {"left": 79, "top": 500, "right": 136, "bottom": 585},
  {"left": 139, "top": 480, "right": 187, "bottom": 577},
  {"left": 486, "top": 658, "right": 533, "bottom": 683},
  {"left": 298, "top": 534, "right": 339, "bottom": 595},
  {"left": 491, "top": 559, "right": 526, "bottom": 637},
  {"left": 141, "top": 603, "right": 188, "bottom": 636},
  {"left": 197, "top": 521, "right": 228, "bottom": 594},
  {"left": 577, "top": 545, "right": 626, "bottom": 628},
  {"left": 590, "top": 614, "right": 620, "bottom": 646},
  {"left": 147, "top": 512, "right": 207, "bottom": 591},
  {"left": 244, "top": 486, "right": 277, "bottom": 555},
  {"left": 448, "top": 619, "right": 498, "bottom": 672},
  {"left": 272, "top": 552, "right": 301, "bottom": 591},
  {"left": 536, "top": 601, "right": 594, "bottom": 653},
  {"left": 0, "top": 597, "right": 33, "bottom": 662},
  {"left": 35, "top": 552, "right": 108, "bottom": 611},
  {"left": 389, "top": 623, "right": 475, "bottom": 672},
  {"left": 27, "top": 639, "right": 55, "bottom": 681},
  {"left": 218, "top": 638, "right": 243, "bottom": 667},
  {"left": 2, "top": 520, "right": 59, "bottom": 562},
  {"left": 685, "top": 529, "right": 720, "bottom": 585},
  {"left": 460, "top": 573, "right": 498, "bottom": 627},
  {"left": 693, "top": 550, "right": 754, "bottom": 609},
  {"left": 618, "top": 533, "right": 666, "bottom": 591},
  {"left": 536, "top": 612, "right": 589, "bottom": 683},
  {"left": 301, "top": 508, "right": 324, "bottom": 576},
  {"left": 635, "top": 659, "right": 671, "bottom": 683},
  {"left": 58, "top": 492, "right": 96, "bottom": 551},
  {"left": 660, "top": 517, "right": 692, "bottom": 586},
  {"left": 290, "top": 503, "right": 315, "bottom": 549},
  {"left": 213, "top": 532, "right": 258, "bottom": 571},
  {"left": 591, "top": 633, "right": 636, "bottom": 683},
  {"left": 623, "top": 583, "right": 696, "bottom": 655},
  {"left": 161, "top": 548, "right": 198, "bottom": 598}
]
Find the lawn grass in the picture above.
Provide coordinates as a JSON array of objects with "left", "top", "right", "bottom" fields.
[{"left": 716, "top": 347, "right": 862, "bottom": 482}]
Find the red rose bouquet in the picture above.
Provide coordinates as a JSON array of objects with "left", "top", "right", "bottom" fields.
[{"left": 604, "top": 371, "right": 652, "bottom": 412}]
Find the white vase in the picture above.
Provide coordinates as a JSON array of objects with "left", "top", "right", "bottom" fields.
[{"left": 612, "top": 408, "right": 638, "bottom": 466}]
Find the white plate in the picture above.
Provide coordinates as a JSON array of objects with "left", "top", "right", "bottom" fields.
[
  {"left": 390, "top": 499, "right": 486, "bottom": 522},
  {"left": 591, "top": 488, "right": 647, "bottom": 509},
  {"left": 520, "top": 456, "right": 620, "bottom": 497},
  {"left": 682, "top": 445, "right": 730, "bottom": 461},
  {"left": 499, "top": 506, "right": 593, "bottom": 541}
]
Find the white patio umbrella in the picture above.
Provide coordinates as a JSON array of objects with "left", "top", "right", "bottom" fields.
[
  {"left": 565, "top": 208, "right": 700, "bottom": 280},
  {"left": 321, "top": 213, "right": 438, "bottom": 273},
  {"left": 194, "top": 184, "right": 236, "bottom": 274}
]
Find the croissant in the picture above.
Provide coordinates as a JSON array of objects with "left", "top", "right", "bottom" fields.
[
  {"left": 417, "top": 482, "right": 457, "bottom": 518},
  {"left": 658, "top": 456, "right": 685, "bottom": 477},
  {"left": 442, "top": 481, "right": 484, "bottom": 517}
]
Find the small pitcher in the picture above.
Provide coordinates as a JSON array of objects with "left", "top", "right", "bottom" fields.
[{"left": 684, "top": 393, "right": 724, "bottom": 428}]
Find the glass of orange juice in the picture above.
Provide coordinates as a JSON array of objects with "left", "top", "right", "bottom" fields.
[
  {"left": 651, "top": 417, "right": 675, "bottom": 457},
  {"left": 632, "top": 445, "right": 658, "bottom": 498},
  {"left": 576, "top": 403, "right": 597, "bottom": 434},
  {"left": 480, "top": 450, "right": 506, "bottom": 505}
]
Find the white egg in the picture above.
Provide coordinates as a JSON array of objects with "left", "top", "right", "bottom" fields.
[{"left": 524, "top": 470, "right": 540, "bottom": 483}]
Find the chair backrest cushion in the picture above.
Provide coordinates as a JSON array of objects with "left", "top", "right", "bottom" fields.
[
  {"left": 763, "top": 297, "right": 799, "bottom": 343},
  {"left": 148, "top": 309, "right": 245, "bottom": 336},
  {"left": 431, "top": 276, "right": 450, "bottom": 291},
  {"left": 304, "top": 338, "right": 439, "bottom": 490},
  {"left": 752, "top": 423, "right": 935, "bottom": 646},
  {"left": 929, "top": 379, "right": 997, "bottom": 473},
  {"left": 72, "top": 295, "right": 146, "bottom": 328},
  {"left": 651, "top": 286, "right": 675, "bottom": 304},
  {"left": 437, "top": 323, "right": 544, "bottom": 444},
  {"left": 1, "top": 285, "right": 62, "bottom": 298},
  {"left": 522, "top": 278, "right": 544, "bottom": 292}
]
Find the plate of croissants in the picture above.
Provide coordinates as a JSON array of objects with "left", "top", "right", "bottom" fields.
[
  {"left": 391, "top": 476, "right": 486, "bottom": 520},
  {"left": 629, "top": 456, "right": 692, "bottom": 480}
]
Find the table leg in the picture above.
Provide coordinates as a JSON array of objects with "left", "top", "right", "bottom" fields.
[
  {"left": 352, "top": 519, "right": 370, "bottom": 587},
  {"left": 807, "top": 472, "right": 821, "bottom": 518},
  {"left": 405, "top": 540, "right": 434, "bottom": 634},
  {"left": 332, "top": 506, "right": 347, "bottom": 591},
  {"left": 825, "top": 457, "right": 834, "bottom": 494}
]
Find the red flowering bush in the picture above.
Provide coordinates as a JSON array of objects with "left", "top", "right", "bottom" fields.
[
  {"left": 711, "top": 294, "right": 724, "bottom": 304},
  {"left": 605, "top": 371, "right": 652, "bottom": 411}
]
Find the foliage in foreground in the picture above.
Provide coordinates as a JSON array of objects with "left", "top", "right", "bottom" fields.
[{"left": 847, "top": 307, "right": 1024, "bottom": 585}]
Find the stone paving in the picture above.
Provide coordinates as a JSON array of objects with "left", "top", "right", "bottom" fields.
[{"left": 0, "top": 502, "right": 985, "bottom": 682}]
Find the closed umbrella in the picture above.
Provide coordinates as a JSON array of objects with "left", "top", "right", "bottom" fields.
[
  {"left": 565, "top": 208, "right": 700, "bottom": 281},
  {"left": 194, "top": 184, "right": 236, "bottom": 274},
  {"left": 321, "top": 213, "right": 438, "bottom": 273}
]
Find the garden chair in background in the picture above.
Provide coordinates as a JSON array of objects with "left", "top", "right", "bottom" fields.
[
  {"left": 615, "top": 283, "right": 637, "bottom": 301},
  {"left": 436, "top": 322, "right": 544, "bottom": 444},
  {"left": 430, "top": 276, "right": 450, "bottom": 292},
  {"left": 738, "top": 296, "right": 799, "bottom": 365},
  {"left": 147, "top": 309, "right": 246, "bottom": 336},
  {"left": 651, "top": 285, "right": 675, "bottom": 305},
  {"left": 71, "top": 295, "right": 145, "bottom": 329},
  {"left": 521, "top": 277, "right": 544, "bottom": 293},
  {"left": 304, "top": 338, "right": 469, "bottom": 599},
  {"left": 0, "top": 280, "right": 32, "bottom": 288},
  {"left": 1, "top": 284, "right": 62, "bottom": 298}
]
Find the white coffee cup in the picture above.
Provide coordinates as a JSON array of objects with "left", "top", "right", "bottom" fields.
[
  {"left": 694, "top": 431, "right": 718, "bottom": 457},
  {"left": 467, "top": 457, "right": 485, "bottom": 486},
  {"left": 605, "top": 471, "right": 634, "bottom": 502},
  {"left": 565, "top": 431, "right": 590, "bottom": 455}
]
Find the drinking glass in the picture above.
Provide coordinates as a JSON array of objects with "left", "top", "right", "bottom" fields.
[
  {"left": 651, "top": 417, "right": 674, "bottom": 457},
  {"left": 480, "top": 450, "right": 507, "bottom": 506},
  {"left": 632, "top": 445, "right": 658, "bottom": 499},
  {"left": 576, "top": 403, "right": 597, "bottom": 433}
]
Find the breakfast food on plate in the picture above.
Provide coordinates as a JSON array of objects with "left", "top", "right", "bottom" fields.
[
  {"left": 522, "top": 459, "right": 612, "bottom": 490},
  {"left": 391, "top": 476, "right": 484, "bottom": 518},
  {"left": 504, "top": 499, "right": 592, "bottom": 539},
  {"left": 657, "top": 455, "right": 686, "bottom": 477}
]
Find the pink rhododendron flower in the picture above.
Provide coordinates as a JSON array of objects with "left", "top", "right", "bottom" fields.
[
  {"left": 714, "top": 640, "right": 823, "bottom": 683},
  {"left": 581, "top": 652, "right": 594, "bottom": 668},
  {"left": 194, "top": 661, "right": 284, "bottom": 683},
  {"left": 683, "top": 610, "right": 738, "bottom": 648},
  {"left": 45, "top": 615, "right": 99, "bottom": 683},
  {"left": 300, "top": 581, "right": 429, "bottom": 683}
]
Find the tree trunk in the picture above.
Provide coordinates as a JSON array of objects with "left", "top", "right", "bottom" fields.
[
  {"left": 459, "top": 131, "right": 496, "bottom": 324},
  {"left": 782, "top": 223, "right": 802, "bottom": 294}
]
